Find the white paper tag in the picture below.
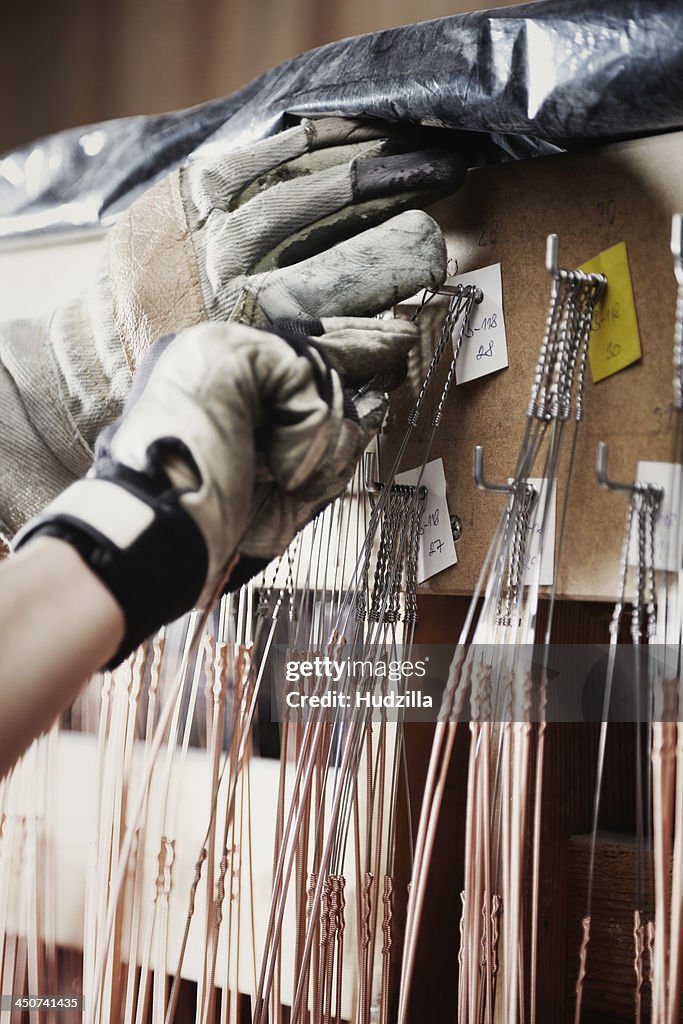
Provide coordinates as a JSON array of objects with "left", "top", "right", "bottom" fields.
[
  {"left": 627, "top": 461, "right": 683, "bottom": 572},
  {"left": 447, "top": 263, "right": 509, "bottom": 385},
  {"left": 394, "top": 458, "right": 457, "bottom": 583},
  {"left": 510, "top": 477, "right": 556, "bottom": 587}
]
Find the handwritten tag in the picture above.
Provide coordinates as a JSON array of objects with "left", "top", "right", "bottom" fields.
[
  {"left": 627, "top": 461, "right": 683, "bottom": 572},
  {"left": 395, "top": 458, "right": 457, "bottom": 583},
  {"left": 579, "top": 241, "right": 641, "bottom": 383},
  {"left": 508, "top": 478, "right": 557, "bottom": 587},
  {"left": 445, "top": 263, "right": 508, "bottom": 385}
]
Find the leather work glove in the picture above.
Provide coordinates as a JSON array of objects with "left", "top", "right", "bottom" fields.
[
  {"left": 0, "top": 117, "right": 462, "bottom": 540},
  {"left": 15, "top": 316, "right": 418, "bottom": 665}
]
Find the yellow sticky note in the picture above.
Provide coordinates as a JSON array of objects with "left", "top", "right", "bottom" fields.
[{"left": 579, "top": 241, "right": 641, "bottom": 383}]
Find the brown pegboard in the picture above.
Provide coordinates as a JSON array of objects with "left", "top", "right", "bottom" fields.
[{"left": 382, "top": 131, "right": 683, "bottom": 601}]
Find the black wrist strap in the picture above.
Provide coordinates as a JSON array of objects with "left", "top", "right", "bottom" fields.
[{"left": 14, "top": 464, "right": 208, "bottom": 668}]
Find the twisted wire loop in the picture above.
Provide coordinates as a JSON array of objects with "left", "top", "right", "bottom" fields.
[
  {"left": 306, "top": 871, "right": 318, "bottom": 944},
  {"left": 645, "top": 919, "right": 655, "bottom": 993},
  {"left": 314, "top": 878, "right": 331, "bottom": 1024},
  {"left": 322, "top": 879, "right": 339, "bottom": 1024},
  {"left": 634, "top": 909, "right": 646, "bottom": 1024},
  {"left": 357, "top": 872, "right": 374, "bottom": 1024},
  {"left": 529, "top": 267, "right": 606, "bottom": 423},
  {"left": 410, "top": 285, "right": 481, "bottom": 428},
  {"left": 497, "top": 484, "right": 537, "bottom": 628},
  {"left": 379, "top": 876, "right": 394, "bottom": 1024},
  {"left": 329, "top": 876, "right": 346, "bottom": 1024},
  {"left": 404, "top": 488, "right": 426, "bottom": 625},
  {"left": 574, "top": 916, "right": 591, "bottom": 1024},
  {"left": 478, "top": 899, "right": 489, "bottom": 1013},
  {"left": 490, "top": 894, "right": 502, "bottom": 982},
  {"left": 457, "top": 891, "right": 467, "bottom": 1024}
]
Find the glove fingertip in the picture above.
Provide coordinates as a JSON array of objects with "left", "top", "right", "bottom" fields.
[{"left": 350, "top": 389, "right": 389, "bottom": 433}]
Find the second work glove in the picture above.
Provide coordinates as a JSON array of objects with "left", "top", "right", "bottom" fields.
[
  {"left": 0, "top": 117, "right": 460, "bottom": 538},
  {"left": 15, "top": 316, "right": 418, "bottom": 664}
]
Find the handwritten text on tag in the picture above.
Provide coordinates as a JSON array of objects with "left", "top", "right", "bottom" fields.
[
  {"left": 395, "top": 458, "right": 457, "bottom": 583},
  {"left": 446, "top": 263, "right": 509, "bottom": 385},
  {"left": 579, "top": 241, "right": 641, "bottom": 382}
]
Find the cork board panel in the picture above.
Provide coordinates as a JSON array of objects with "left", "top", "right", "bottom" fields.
[{"left": 382, "top": 131, "right": 683, "bottom": 601}]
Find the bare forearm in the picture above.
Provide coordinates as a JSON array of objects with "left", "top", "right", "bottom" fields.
[{"left": 0, "top": 537, "right": 124, "bottom": 778}]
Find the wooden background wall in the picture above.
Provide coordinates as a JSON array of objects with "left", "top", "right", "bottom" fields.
[{"left": 1, "top": 0, "right": 518, "bottom": 155}]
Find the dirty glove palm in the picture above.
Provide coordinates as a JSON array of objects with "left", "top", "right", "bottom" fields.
[
  {"left": 0, "top": 117, "right": 458, "bottom": 538},
  {"left": 15, "top": 317, "right": 416, "bottom": 664}
]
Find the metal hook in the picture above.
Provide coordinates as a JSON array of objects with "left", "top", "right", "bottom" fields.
[
  {"left": 418, "top": 283, "right": 485, "bottom": 305},
  {"left": 596, "top": 443, "right": 665, "bottom": 513},
  {"left": 363, "top": 451, "right": 383, "bottom": 497},
  {"left": 595, "top": 441, "right": 640, "bottom": 495},
  {"left": 472, "top": 446, "right": 516, "bottom": 494},
  {"left": 436, "top": 283, "right": 484, "bottom": 303},
  {"left": 545, "top": 233, "right": 606, "bottom": 294},
  {"left": 363, "top": 451, "right": 428, "bottom": 509},
  {"left": 546, "top": 233, "right": 560, "bottom": 280}
]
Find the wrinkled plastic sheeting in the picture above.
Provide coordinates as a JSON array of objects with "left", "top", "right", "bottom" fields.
[{"left": 1, "top": 0, "right": 682, "bottom": 240}]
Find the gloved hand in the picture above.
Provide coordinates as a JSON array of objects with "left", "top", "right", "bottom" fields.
[
  {"left": 131, "top": 116, "right": 463, "bottom": 329},
  {"left": 15, "top": 316, "right": 418, "bottom": 665},
  {"left": 0, "top": 117, "right": 461, "bottom": 539}
]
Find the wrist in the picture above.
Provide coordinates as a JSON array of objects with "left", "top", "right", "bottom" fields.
[
  {"left": 14, "top": 465, "right": 209, "bottom": 667},
  {"left": 15, "top": 535, "right": 126, "bottom": 655}
]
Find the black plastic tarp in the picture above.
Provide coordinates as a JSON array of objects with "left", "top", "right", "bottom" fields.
[{"left": 1, "top": 0, "right": 681, "bottom": 240}]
